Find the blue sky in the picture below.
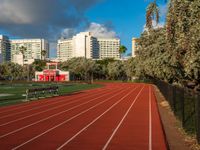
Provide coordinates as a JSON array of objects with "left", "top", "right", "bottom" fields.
[
  {"left": 0, "top": 0, "right": 167, "bottom": 57},
  {"left": 85, "top": 0, "right": 167, "bottom": 55}
]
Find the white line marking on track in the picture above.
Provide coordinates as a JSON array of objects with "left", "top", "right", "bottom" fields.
[
  {"left": 0, "top": 87, "right": 109, "bottom": 120},
  {"left": 0, "top": 90, "right": 99, "bottom": 114},
  {"left": 56, "top": 86, "right": 139, "bottom": 150},
  {"left": 0, "top": 88, "right": 111, "bottom": 127},
  {"left": 0, "top": 86, "right": 125, "bottom": 138},
  {"left": 11, "top": 86, "right": 136, "bottom": 150},
  {"left": 102, "top": 86, "right": 145, "bottom": 150},
  {"left": 149, "top": 85, "right": 152, "bottom": 150}
]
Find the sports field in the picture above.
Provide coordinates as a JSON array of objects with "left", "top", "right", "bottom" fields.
[
  {"left": 0, "top": 82, "right": 101, "bottom": 106},
  {"left": 0, "top": 83, "right": 167, "bottom": 150}
]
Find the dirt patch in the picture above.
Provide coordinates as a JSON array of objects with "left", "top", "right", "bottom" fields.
[{"left": 153, "top": 85, "right": 200, "bottom": 150}]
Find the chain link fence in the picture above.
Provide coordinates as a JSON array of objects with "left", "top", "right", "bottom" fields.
[{"left": 153, "top": 79, "right": 200, "bottom": 144}]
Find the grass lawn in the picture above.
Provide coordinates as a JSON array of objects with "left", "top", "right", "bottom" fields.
[{"left": 0, "top": 82, "right": 102, "bottom": 107}]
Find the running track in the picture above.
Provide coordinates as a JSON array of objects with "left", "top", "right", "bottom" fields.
[{"left": 0, "top": 83, "right": 167, "bottom": 150}]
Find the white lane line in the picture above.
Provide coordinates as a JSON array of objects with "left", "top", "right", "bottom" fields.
[
  {"left": 0, "top": 85, "right": 109, "bottom": 115},
  {"left": 0, "top": 87, "right": 109, "bottom": 120},
  {"left": 0, "top": 88, "right": 110, "bottom": 127},
  {"left": 0, "top": 89, "right": 100, "bottom": 114},
  {"left": 56, "top": 86, "right": 139, "bottom": 150},
  {"left": 11, "top": 86, "right": 134, "bottom": 150},
  {"left": 149, "top": 85, "right": 152, "bottom": 150},
  {"left": 102, "top": 86, "right": 145, "bottom": 150},
  {"left": 0, "top": 86, "right": 125, "bottom": 138}
]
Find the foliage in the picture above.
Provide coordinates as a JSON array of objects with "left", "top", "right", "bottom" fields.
[
  {"left": 32, "top": 60, "right": 46, "bottom": 71},
  {"left": 41, "top": 50, "right": 47, "bottom": 60},
  {"left": 123, "top": 58, "right": 137, "bottom": 80},
  {"left": 107, "top": 60, "right": 126, "bottom": 80},
  {"left": 19, "top": 46, "right": 27, "bottom": 66},
  {"left": 60, "top": 57, "right": 96, "bottom": 83},
  {"left": 138, "top": 0, "right": 200, "bottom": 87},
  {"left": 119, "top": 45, "right": 127, "bottom": 58},
  {"left": 146, "top": 0, "right": 159, "bottom": 30},
  {"left": 0, "top": 63, "right": 25, "bottom": 81}
]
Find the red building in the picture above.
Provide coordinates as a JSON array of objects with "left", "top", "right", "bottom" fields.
[{"left": 35, "top": 62, "right": 69, "bottom": 82}]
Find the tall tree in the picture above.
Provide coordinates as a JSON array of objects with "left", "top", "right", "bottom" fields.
[
  {"left": 146, "top": 0, "right": 160, "bottom": 30},
  {"left": 19, "top": 46, "right": 27, "bottom": 66},
  {"left": 119, "top": 45, "right": 127, "bottom": 59},
  {"left": 41, "top": 50, "right": 47, "bottom": 60}
]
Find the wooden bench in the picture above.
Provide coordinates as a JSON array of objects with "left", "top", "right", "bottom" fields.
[{"left": 26, "top": 86, "right": 59, "bottom": 100}]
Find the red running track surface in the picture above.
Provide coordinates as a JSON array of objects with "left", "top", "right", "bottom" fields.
[{"left": 0, "top": 83, "right": 167, "bottom": 150}]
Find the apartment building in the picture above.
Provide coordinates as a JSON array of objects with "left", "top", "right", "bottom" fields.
[
  {"left": 57, "top": 32, "right": 120, "bottom": 61},
  {"left": 132, "top": 38, "right": 139, "bottom": 57},
  {"left": 11, "top": 39, "right": 49, "bottom": 65},
  {"left": 57, "top": 38, "right": 73, "bottom": 61},
  {"left": 98, "top": 38, "right": 120, "bottom": 59},
  {"left": 0, "top": 35, "right": 11, "bottom": 63}
]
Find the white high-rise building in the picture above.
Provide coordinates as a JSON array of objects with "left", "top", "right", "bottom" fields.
[
  {"left": 57, "top": 38, "right": 73, "bottom": 61},
  {"left": 11, "top": 39, "right": 49, "bottom": 65},
  {"left": 98, "top": 38, "right": 120, "bottom": 59},
  {"left": 57, "top": 32, "right": 120, "bottom": 61},
  {"left": 132, "top": 38, "right": 138, "bottom": 57},
  {"left": 0, "top": 35, "right": 11, "bottom": 63},
  {"left": 73, "top": 32, "right": 92, "bottom": 58}
]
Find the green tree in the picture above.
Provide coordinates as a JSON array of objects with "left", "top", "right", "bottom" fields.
[
  {"left": 32, "top": 60, "right": 46, "bottom": 71},
  {"left": 119, "top": 45, "right": 127, "bottom": 59},
  {"left": 95, "top": 58, "right": 115, "bottom": 79},
  {"left": 146, "top": 0, "right": 160, "bottom": 30},
  {"left": 64, "top": 57, "right": 96, "bottom": 83},
  {"left": 3, "top": 63, "right": 24, "bottom": 82},
  {"left": 41, "top": 50, "right": 47, "bottom": 60},
  {"left": 107, "top": 61, "right": 126, "bottom": 80},
  {"left": 123, "top": 58, "right": 137, "bottom": 81},
  {"left": 166, "top": 0, "right": 200, "bottom": 85},
  {"left": 19, "top": 46, "right": 27, "bottom": 66}
]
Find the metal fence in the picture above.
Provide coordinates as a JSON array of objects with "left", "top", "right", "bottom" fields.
[{"left": 153, "top": 79, "right": 200, "bottom": 144}]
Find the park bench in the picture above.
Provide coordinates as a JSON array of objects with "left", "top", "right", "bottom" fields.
[{"left": 26, "top": 86, "right": 59, "bottom": 100}]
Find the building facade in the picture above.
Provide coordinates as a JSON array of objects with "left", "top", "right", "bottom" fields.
[
  {"left": 132, "top": 38, "right": 139, "bottom": 57},
  {"left": 11, "top": 39, "right": 49, "bottom": 65},
  {"left": 35, "top": 62, "right": 70, "bottom": 82},
  {"left": 98, "top": 38, "right": 120, "bottom": 59},
  {"left": 57, "top": 32, "right": 120, "bottom": 61},
  {"left": 57, "top": 38, "right": 73, "bottom": 61},
  {"left": 0, "top": 35, "right": 11, "bottom": 63}
]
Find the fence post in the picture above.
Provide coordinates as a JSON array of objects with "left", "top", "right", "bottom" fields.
[
  {"left": 181, "top": 88, "right": 185, "bottom": 128},
  {"left": 172, "top": 86, "right": 176, "bottom": 112},
  {"left": 196, "top": 94, "right": 200, "bottom": 144}
]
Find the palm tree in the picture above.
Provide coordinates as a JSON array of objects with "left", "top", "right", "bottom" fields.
[
  {"left": 146, "top": 0, "right": 160, "bottom": 30},
  {"left": 119, "top": 45, "right": 127, "bottom": 59},
  {"left": 41, "top": 50, "right": 47, "bottom": 60},
  {"left": 19, "top": 46, "right": 27, "bottom": 66}
]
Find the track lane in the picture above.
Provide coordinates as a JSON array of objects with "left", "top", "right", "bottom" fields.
[
  {"left": 10, "top": 85, "right": 138, "bottom": 150},
  {"left": 0, "top": 85, "right": 109, "bottom": 118},
  {"left": 59, "top": 85, "right": 144, "bottom": 150},
  {"left": 99, "top": 85, "right": 167, "bottom": 150},
  {"left": 0, "top": 84, "right": 127, "bottom": 136},
  {"left": 99, "top": 85, "right": 149, "bottom": 150},
  {"left": 0, "top": 84, "right": 136, "bottom": 149},
  {"left": 0, "top": 85, "right": 116, "bottom": 125},
  {"left": 151, "top": 86, "right": 167, "bottom": 150},
  {"left": 0, "top": 83, "right": 168, "bottom": 150},
  {"left": 0, "top": 83, "right": 113, "bottom": 115}
]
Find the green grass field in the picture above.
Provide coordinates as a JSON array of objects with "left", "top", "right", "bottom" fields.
[{"left": 0, "top": 82, "right": 102, "bottom": 107}]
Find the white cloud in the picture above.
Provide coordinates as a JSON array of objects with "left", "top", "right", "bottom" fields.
[
  {"left": 86, "top": 22, "right": 117, "bottom": 38},
  {"left": 61, "top": 28, "right": 76, "bottom": 39}
]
